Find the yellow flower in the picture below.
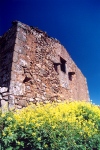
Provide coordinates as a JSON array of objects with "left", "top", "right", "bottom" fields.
[
  {"left": 32, "top": 132, "right": 36, "bottom": 136},
  {"left": 44, "top": 144, "right": 48, "bottom": 148},
  {"left": 35, "top": 123, "right": 40, "bottom": 127},
  {"left": 21, "top": 126, "right": 24, "bottom": 129},
  {"left": 17, "top": 141, "right": 20, "bottom": 145},
  {"left": 1, "top": 114, "right": 5, "bottom": 117},
  {"left": 37, "top": 137, "right": 41, "bottom": 141},
  {"left": 2, "top": 132, "right": 6, "bottom": 136},
  {"left": 7, "top": 117, "right": 12, "bottom": 121},
  {"left": 52, "top": 125, "right": 56, "bottom": 129}
]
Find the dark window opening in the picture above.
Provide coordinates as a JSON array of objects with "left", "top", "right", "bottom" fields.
[
  {"left": 54, "top": 64, "right": 58, "bottom": 72},
  {"left": 23, "top": 76, "right": 31, "bottom": 83},
  {"left": 60, "top": 57, "right": 66, "bottom": 73},
  {"left": 53, "top": 62, "right": 61, "bottom": 73},
  {"left": 68, "top": 72, "right": 75, "bottom": 81}
]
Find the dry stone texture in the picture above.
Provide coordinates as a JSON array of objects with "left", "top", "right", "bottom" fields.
[{"left": 0, "top": 21, "right": 90, "bottom": 110}]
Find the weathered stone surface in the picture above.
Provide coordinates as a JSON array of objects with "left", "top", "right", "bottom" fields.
[
  {"left": 9, "top": 95, "right": 15, "bottom": 101},
  {"left": 14, "top": 45, "right": 25, "bottom": 54},
  {"left": 8, "top": 95, "right": 15, "bottom": 110},
  {"left": 13, "top": 51, "right": 19, "bottom": 63},
  {"left": 12, "top": 63, "right": 24, "bottom": 74},
  {"left": 0, "top": 87, "right": 8, "bottom": 93},
  {"left": 17, "top": 105, "right": 22, "bottom": 109},
  {"left": 0, "top": 94, "right": 2, "bottom": 99},
  {"left": 35, "top": 97, "right": 41, "bottom": 102},
  {"left": 29, "top": 98, "right": 34, "bottom": 102},
  {"left": 17, "top": 32, "right": 26, "bottom": 42},
  {"left": 0, "top": 21, "right": 90, "bottom": 111},
  {"left": 2, "top": 92, "right": 9, "bottom": 96},
  {"left": 10, "top": 82, "right": 25, "bottom": 95},
  {"left": 1, "top": 100, "right": 8, "bottom": 113},
  {"left": 17, "top": 100, "right": 27, "bottom": 107},
  {"left": 3, "top": 95, "right": 9, "bottom": 100}
]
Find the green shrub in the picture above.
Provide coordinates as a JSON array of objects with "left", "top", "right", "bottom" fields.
[{"left": 1, "top": 101, "right": 100, "bottom": 150}]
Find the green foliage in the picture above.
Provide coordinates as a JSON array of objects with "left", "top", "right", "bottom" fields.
[{"left": 1, "top": 101, "right": 100, "bottom": 150}]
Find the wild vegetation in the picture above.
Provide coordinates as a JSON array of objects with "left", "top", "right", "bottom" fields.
[{"left": 1, "top": 101, "right": 100, "bottom": 150}]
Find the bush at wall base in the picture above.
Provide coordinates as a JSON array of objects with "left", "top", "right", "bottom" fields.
[{"left": 1, "top": 101, "right": 100, "bottom": 150}]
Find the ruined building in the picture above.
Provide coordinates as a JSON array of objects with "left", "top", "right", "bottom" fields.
[{"left": 0, "top": 21, "right": 89, "bottom": 110}]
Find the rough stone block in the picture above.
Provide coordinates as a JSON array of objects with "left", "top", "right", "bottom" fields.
[
  {"left": 17, "top": 105, "right": 22, "bottom": 109},
  {"left": 13, "top": 51, "right": 19, "bottom": 63},
  {"left": 9, "top": 81, "right": 25, "bottom": 95},
  {"left": 29, "top": 98, "right": 34, "bottom": 102},
  {"left": 1, "top": 100, "right": 8, "bottom": 113},
  {"left": 2, "top": 92, "right": 9, "bottom": 97},
  {"left": 3, "top": 95, "right": 9, "bottom": 100},
  {"left": 17, "top": 32, "right": 26, "bottom": 42},
  {"left": 17, "top": 100, "right": 27, "bottom": 107},
  {"left": 0, "top": 87, "right": 8, "bottom": 93},
  {"left": 0, "top": 94, "right": 2, "bottom": 99}
]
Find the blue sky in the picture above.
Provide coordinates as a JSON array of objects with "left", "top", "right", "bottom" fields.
[{"left": 0, "top": 0, "right": 100, "bottom": 105}]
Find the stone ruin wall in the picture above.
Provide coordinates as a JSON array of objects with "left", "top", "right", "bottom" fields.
[
  {"left": 0, "top": 21, "right": 89, "bottom": 110},
  {"left": 0, "top": 24, "right": 17, "bottom": 110}
]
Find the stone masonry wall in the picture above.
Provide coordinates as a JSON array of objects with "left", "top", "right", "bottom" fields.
[
  {"left": 0, "top": 24, "right": 17, "bottom": 111},
  {"left": 0, "top": 21, "right": 89, "bottom": 110}
]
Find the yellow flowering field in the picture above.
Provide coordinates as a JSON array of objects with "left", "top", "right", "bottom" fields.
[{"left": 1, "top": 101, "right": 100, "bottom": 150}]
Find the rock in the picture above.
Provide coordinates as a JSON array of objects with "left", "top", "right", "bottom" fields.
[
  {"left": 29, "top": 98, "right": 34, "bottom": 102},
  {"left": 2, "top": 92, "right": 9, "bottom": 96},
  {"left": 1, "top": 100, "right": 8, "bottom": 113},
  {"left": 36, "top": 64, "right": 41, "bottom": 68},
  {"left": 0, "top": 94, "right": 2, "bottom": 99},
  {"left": 17, "top": 105, "right": 22, "bottom": 109},
  {"left": 17, "top": 100, "right": 27, "bottom": 107},
  {"left": 3, "top": 95, "right": 9, "bottom": 100},
  {"left": 35, "top": 98, "right": 41, "bottom": 102},
  {"left": 17, "top": 32, "right": 26, "bottom": 42},
  {"left": 15, "top": 44, "right": 26, "bottom": 54},
  {"left": 19, "top": 59, "right": 28, "bottom": 67},
  {"left": 9, "top": 82, "right": 25, "bottom": 95},
  {"left": 0, "top": 87, "right": 8, "bottom": 93},
  {"left": 13, "top": 51, "right": 19, "bottom": 63}
]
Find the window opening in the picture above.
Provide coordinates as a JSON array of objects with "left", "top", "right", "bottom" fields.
[
  {"left": 53, "top": 62, "right": 61, "bottom": 73},
  {"left": 60, "top": 57, "right": 66, "bottom": 73},
  {"left": 68, "top": 72, "right": 75, "bottom": 81}
]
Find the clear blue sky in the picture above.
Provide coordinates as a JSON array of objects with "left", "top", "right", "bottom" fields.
[{"left": 0, "top": 0, "right": 100, "bottom": 105}]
